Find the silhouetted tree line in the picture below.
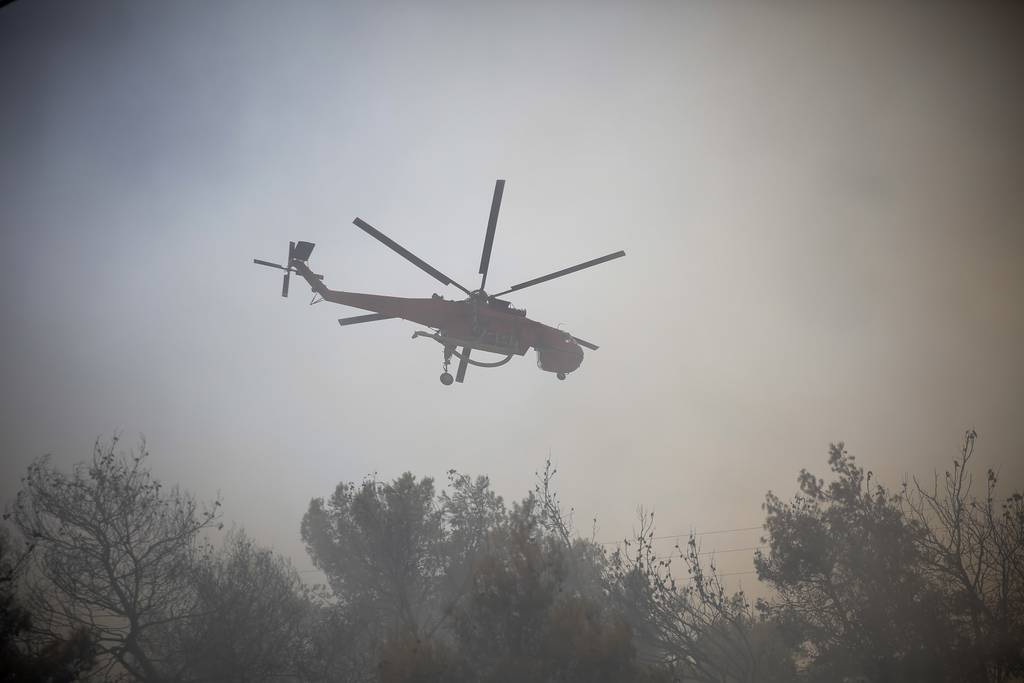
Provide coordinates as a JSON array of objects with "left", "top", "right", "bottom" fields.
[{"left": 1, "top": 430, "right": 1021, "bottom": 682}]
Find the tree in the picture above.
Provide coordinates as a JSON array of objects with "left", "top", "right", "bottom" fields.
[
  {"left": 12, "top": 437, "right": 221, "bottom": 681},
  {"left": 756, "top": 443, "right": 948, "bottom": 681},
  {"left": 302, "top": 466, "right": 661, "bottom": 682},
  {"left": 450, "top": 495, "right": 645, "bottom": 683},
  {"left": 299, "top": 602, "right": 390, "bottom": 683},
  {"left": 755, "top": 436, "right": 1024, "bottom": 682},
  {"left": 300, "top": 470, "right": 518, "bottom": 680},
  {"left": 902, "top": 430, "right": 1024, "bottom": 681},
  {"left": 607, "top": 511, "right": 793, "bottom": 683},
  {"left": 0, "top": 527, "right": 33, "bottom": 678},
  {"left": 171, "top": 529, "right": 315, "bottom": 682},
  {"left": 438, "top": 470, "right": 508, "bottom": 589},
  {"left": 301, "top": 472, "right": 448, "bottom": 641},
  {"left": 0, "top": 526, "right": 96, "bottom": 682}
]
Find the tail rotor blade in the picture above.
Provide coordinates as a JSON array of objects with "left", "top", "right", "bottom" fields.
[
  {"left": 281, "top": 271, "right": 290, "bottom": 298},
  {"left": 253, "top": 259, "right": 286, "bottom": 270},
  {"left": 478, "top": 179, "right": 505, "bottom": 290}
]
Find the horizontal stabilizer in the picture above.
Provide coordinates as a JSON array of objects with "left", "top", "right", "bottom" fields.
[{"left": 338, "top": 313, "right": 394, "bottom": 327}]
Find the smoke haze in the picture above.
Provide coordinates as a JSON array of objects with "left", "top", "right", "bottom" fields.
[{"left": 2, "top": 0, "right": 1022, "bottom": 580}]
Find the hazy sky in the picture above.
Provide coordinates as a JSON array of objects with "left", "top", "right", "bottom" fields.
[{"left": 2, "top": 0, "right": 1022, "bottom": 583}]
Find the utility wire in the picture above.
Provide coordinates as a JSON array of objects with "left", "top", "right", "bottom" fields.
[
  {"left": 297, "top": 530, "right": 767, "bottom": 576},
  {"left": 298, "top": 532, "right": 767, "bottom": 572},
  {"left": 712, "top": 570, "right": 758, "bottom": 578},
  {"left": 653, "top": 546, "right": 765, "bottom": 561},
  {"left": 695, "top": 545, "right": 763, "bottom": 557},
  {"left": 598, "top": 525, "right": 763, "bottom": 546},
  {"left": 297, "top": 547, "right": 769, "bottom": 574}
]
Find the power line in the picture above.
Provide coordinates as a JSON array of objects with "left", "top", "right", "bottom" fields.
[
  {"left": 299, "top": 568, "right": 761, "bottom": 583},
  {"left": 695, "top": 545, "right": 763, "bottom": 557},
  {"left": 714, "top": 570, "right": 758, "bottom": 578},
  {"left": 298, "top": 548, "right": 766, "bottom": 581},
  {"left": 299, "top": 546, "right": 765, "bottom": 574},
  {"left": 598, "top": 525, "right": 762, "bottom": 546},
  {"left": 653, "top": 546, "right": 764, "bottom": 561},
  {"left": 714, "top": 544, "right": 761, "bottom": 554},
  {"left": 297, "top": 527, "right": 766, "bottom": 574},
  {"left": 679, "top": 570, "right": 761, "bottom": 584},
  {"left": 296, "top": 529, "right": 766, "bottom": 576}
]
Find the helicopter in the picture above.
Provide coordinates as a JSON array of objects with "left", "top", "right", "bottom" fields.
[{"left": 253, "top": 179, "right": 625, "bottom": 385}]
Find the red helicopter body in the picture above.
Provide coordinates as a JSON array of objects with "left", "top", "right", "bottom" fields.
[{"left": 255, "top": 180, "right": 622, "bottom": 385}]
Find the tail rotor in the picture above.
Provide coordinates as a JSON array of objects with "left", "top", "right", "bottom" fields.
[{"left": 253, "top": 241, "right": 315, "bottom": 297}]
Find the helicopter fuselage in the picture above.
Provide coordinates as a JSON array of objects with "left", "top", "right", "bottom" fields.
[
  {"left": 254, "top": 179, "right": 621, "bottom": 385},
  {"left": 294, "top": 263, "right": 584, "bottom": 376}
]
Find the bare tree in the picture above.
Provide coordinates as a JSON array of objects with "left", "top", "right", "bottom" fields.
[
  {"left": 11, "top": 437, "right": 221, "bottom": 681},
  {"left": 609, "top": 511, "right": 792, "bottom": 683},
  {"left": 2, "top": 525, "right": 95, "bottom": 682},
  {"left": 903, "top": 430, "right": 1024, "bottom": 682}
]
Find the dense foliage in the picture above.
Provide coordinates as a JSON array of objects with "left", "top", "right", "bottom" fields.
[
  {"left": 756, "top": 432, "right": 1024, "bottom": 682},
  {"left": 1, "top": 431, "right": 1020, "bottom": 681}
]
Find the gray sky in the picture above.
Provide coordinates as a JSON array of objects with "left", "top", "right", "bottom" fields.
[{"left": 2, "top": 0, "right": 1022, "bottom": 583}]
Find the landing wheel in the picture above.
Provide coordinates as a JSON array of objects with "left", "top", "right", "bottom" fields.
[
  {"left": 557, "top": 372, "right": 566, "bottom": 381},
  {"left": 440, "top": 372, "right": 454, "bottom": 386}
]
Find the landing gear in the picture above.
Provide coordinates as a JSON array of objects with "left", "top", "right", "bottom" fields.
[
  {"left": 440, "top": 345, "right": 456, "bottom": 386},
  {"left": 557, "top": 372, "right": 566, "bottom": 380}
]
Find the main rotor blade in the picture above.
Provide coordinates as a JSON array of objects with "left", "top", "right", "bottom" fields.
[
  {"left": 492, "top": 250, "right": 626, "bottom": 297},
  {"left": 338, "top": 313, "right": 394, "bottom": 327},
  {"left": 478, "top": 179, "right": 505, "bottom": 290},
  {"left": 572, "top": 336, "right": 599, "bottom": 351},
  {"left": 455, "top": 346, "right": 471, "bottom": 383},
  {"left": 352, "top": 217, "right": 471, "bottom": 295},
  {"left": 281, "top": 271, "right": 290, "bottom": 298},
  {"left": 253, "top": 259, "right": 286, "bottom": 270}
]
